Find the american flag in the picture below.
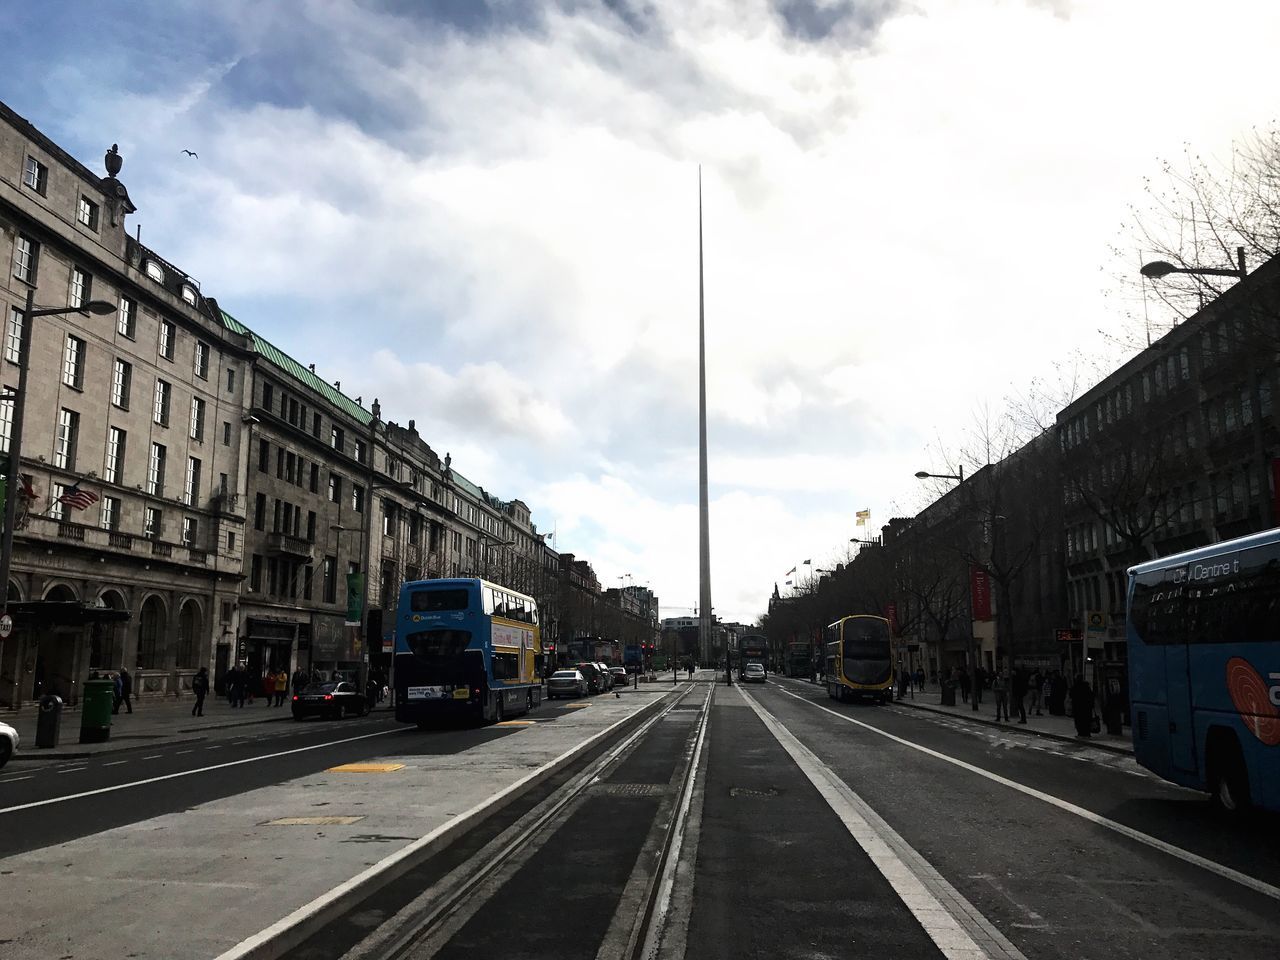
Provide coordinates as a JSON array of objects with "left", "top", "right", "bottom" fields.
[{"left": 57, "top": 482, "right": 99, "bottom": 511}]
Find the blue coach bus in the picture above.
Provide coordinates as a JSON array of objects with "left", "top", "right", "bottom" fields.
[
  {"left": 1128, "top": 529, "right": 1280, "bottom": 813},
  {"left": 394, "top": 578, "right": 543, "bottom": 726}
]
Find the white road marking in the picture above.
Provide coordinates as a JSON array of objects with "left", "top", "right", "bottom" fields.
[
  {"left": 141, "top": 754, "right": 163, "bottom": 760},
  {"left": 57, "top": 766, "right": 88, "bottom": 774},
  {"left": 740, "top": 686, "right": 1025, "bottom": 960},
  {"left": 771, "top": 683, "right": 1280, "bottom": 904},
  {"left": 175, "top": 749, "right": 193, "bottom": 755},
  {"left": 0, "top": 728, "right": 399, "bottom": 816},
  {"left": 103, "top": 760, "right": 129, "bottom": 767},
  {"left": 0, "top": 775, "right": 33, "bottom": 783}
]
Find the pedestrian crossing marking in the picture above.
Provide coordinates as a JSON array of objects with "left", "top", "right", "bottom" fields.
[
  {"left": 326, "top": 762, "right": 405, "bottom": 773},
  {"left": 264, "top": 815, "right": 365, "bottom": 825}
]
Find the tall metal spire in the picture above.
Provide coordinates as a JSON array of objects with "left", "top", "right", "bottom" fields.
[{"left": 697, "top": 167, "right": 713, "bottom": 667}]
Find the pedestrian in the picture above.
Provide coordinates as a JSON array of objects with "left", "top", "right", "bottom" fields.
[
  {"left": 227, "top": 663, "right": 245, "bottom": 708},
  {"left": 958, "top": 668, "right": 970, "bottom": 704},
  {"left": 1071, "top": 674, "right": 1095, "bottom": 737},
  {"left": 972, "top": 666, "right": 984, "bottom": 706},
  {"left": 117, "top": 666, "right": 134, "bottom": 714},
  {"left": 274, "top": 669, "right": 288, "bottom": 707},
  {"left": 112, "top": 671, "right": 123, "bottom": 714},
  {"left": 192, "top": 667, "right": 210, "bottom": 717},
  {"left": 293, "top": 668, "right": 308, "bottom": 697},
  {"left": 1012, "top": 668, "right": 1028, "bottom": 724},
  {"left": 1028, "top": 669, "right": 1043, "bottom": 716},
  {"left": 915, "top": 667, "right": 925, "bottom": 692},
  {"left": 1050, "top": 671, "right": 1068, "bottom": 716},
  {"left": 992, "top": 669, "right": 1009, "bottom": 721}
]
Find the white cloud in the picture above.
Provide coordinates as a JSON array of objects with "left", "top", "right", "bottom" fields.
[{"left": 44, "top": 0, "right": 1280, "bottom": 622}]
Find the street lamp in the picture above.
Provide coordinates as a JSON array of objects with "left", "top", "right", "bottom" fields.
[
  {"left": 478, "top": 533, "right": 515, "bottom": 581},
  {"left": 0, "top": 296, "right": 115, "bottom": 617},
  {"left": 914, "top": 465, "right": 965, "bottom": 482},
  {"left": 1140, "top": 246, "right": 1246, "bottom": 281},
  {"left": 849, "top": 536, "right": 880, "bottom": 546}
]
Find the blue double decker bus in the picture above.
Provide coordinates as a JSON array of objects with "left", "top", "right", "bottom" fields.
[
  {"left": 394, "top": 578, "right": 543, "bottom": 726},
  {"left": 1128, "top": 529, "right": 1280, "bottom": 813}
]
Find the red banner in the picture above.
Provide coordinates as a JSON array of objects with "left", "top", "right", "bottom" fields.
[
  {"left": 970, "top": 565, "right": 992, "bottom": 621},
  {"left": 885, "top": 602, "right": 899, "bottom": 635}
]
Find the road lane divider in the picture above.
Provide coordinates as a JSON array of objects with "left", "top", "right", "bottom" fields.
[
  {"left": 0, "top": 728, "right": 401, "bottom": 816},
  {"left": 770, "top": 682, "right": 1280, "bottom": 904},
  {"left": 739, "top": 685, "right": 1026, "bottom": 960}
]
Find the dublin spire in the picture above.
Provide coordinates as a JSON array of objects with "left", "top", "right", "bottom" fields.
[{"left": 697, "top": 168, "right": 713, "bottom": 667}]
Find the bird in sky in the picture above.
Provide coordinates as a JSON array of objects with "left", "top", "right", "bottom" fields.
[{"left": 181, "top": 149, "right": 198, "bottom": 158}]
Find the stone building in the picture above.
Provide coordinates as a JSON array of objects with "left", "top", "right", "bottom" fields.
[{"left": 0, "top": 104, "right": 247, "bottom": 706}]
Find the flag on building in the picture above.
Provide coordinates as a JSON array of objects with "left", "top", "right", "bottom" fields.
[
  {"left": 19, "top": 474, "right": 38, "bottom": 501},
  {"left": 785, "top": 566, "right": 796, "bottom": 576},
  {"left": 856, "top": 509, "right": 871, "bottom": 526},
  {"left": 57, "top": 482, "right": 99, "bottom": 511}
]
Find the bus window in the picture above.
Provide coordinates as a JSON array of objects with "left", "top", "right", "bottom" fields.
[
  {"left": 1130, "top": 569, "right": 1186, "bottom": 645},
  {"left": 491, "top": 652, "right": 519, "bottom": 680},
  {"left": 410, "top": 589, "right": 471, "bottom": 612},
  {"left": 482, "top": 587, "right": 495, "bottom": 615},
  {"left": 404, "top": 628, "right": 472, "bottom": 657}
]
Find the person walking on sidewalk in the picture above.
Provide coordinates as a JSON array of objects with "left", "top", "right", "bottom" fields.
[
  {"left": 292, "top": 668, "right": 308, "bottom": 697},
  {"left": 112, "top": 671, "right": 123, "bottom": 713},
  {"left": 992, "top": 668, "right": 1009, "bottom": 721},
  {"left": 958, "top": 667, "right": 970, "bottom": 704},
  {"left": 1012, "top": 668, "right": 1028, "bottom": 724},
  {"left": 192, "top": 667, "right": 210, "bottom": 717},
  {"left": 117, "top": 667, "right": 134, "bottom": 714},
  {"left": 227, "top": 663, "right": 245, "bottom": 708},
  {"left": 1071, "top": 674, "right": 1095, "bottom": 737},
  {"left": 273, "top": 669, "right": 288, "bottom": 707}
]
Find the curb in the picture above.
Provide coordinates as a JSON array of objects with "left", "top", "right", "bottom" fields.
[
  {"left": 216, "top": 687, "right": 683, "bottom": 960},
  {"left": 893, "top": 697, "right": 1133, "bottom": 756},
  {"left": 9, "top": 735, "right": 208, "bottom": 762}
]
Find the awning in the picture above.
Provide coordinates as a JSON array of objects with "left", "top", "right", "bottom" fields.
[{"left": 7, "top": 600, "right": 132, "bottom": 627}]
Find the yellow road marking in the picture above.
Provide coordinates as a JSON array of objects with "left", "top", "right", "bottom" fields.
[
  {"left": 495, "top": 720, "right": 536, "bottom": 727},
  {"left": 263, "top": 815, "right": 365, "bottom": 826},
  {"left": 564, "top": 702, "right": 591, "bottom": 709},
  {"left": 326, "top": 762, "right": 405, "bottom": 773}
]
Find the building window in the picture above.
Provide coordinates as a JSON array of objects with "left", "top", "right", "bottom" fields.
[
  {"left": 22, "top": 156, "right": 47, "bottom": 194},
  {"left": 50, "top": 483, "right": 68, "bottom": 522},
  {"left": 117, "top": 296, "right": 136, "bottom": 338},
  {"left": 383, "top": 500, "right": 396, "bottom": 536},
  {"left": 254, "top": 492, "right": 266, "bottom": 531},
  {"left": 145, "top": 260, "right": 164, "bottom": 282},
  {"left": 159, "top": 319, "right": 175, "bottom": 360},
  {"left": 329, "top": 473, "right": 342, "bottom": 503},
  {"left": 226, "top": 367, "right": 236, "bottom": 393},
  {"left": 181, "top": 285, "right": 197, "bottom": 306},
  {"left": 194, "top": 341, "right": 209, "bottom": 379},
  {"left": 258, "top": 437, "right": 269, "bottom": 472},
  {"left": 105, "top": 427, "right": 126, "bottom": 484},
  {"left": 145, "top": 506, "right": 162, "bottom": 538},
  {"left": 310, "top": 463, "right": 319, "bottom": 494},
  {"left": 222, "top": 421, "right": 231, "bottom": 446},
  {"left": 323, "top": 556, "right": 336, "bottom": 603},
  {"left": 262, "top": 380, "right": 274, "bottom": 411},
  {"left": 331, "top": 426, "right": 344, "bottom": 451},
  {"left": 147, "top": 442, "right": 166, "bottom": 496},
  {"left": 190, "top": 396, "right": 205, "bottom": 441},
  {"left": 62, "top": 334, "right": 85, "bottom": 389},
  {"left": 303, "top": 564, "right": 314, "bottom": 601},
  {"left": 185, "top": 456, "right": 201, "bottom": 506},
  {"left": 153, "top": 379, "right": 171, "bottom": 426},
  {"left": 0, "top": 396, "right": 13, "bottom": 454},
  {"left": 13, "top": 234, "right": 38, "bottom": 283},
  {"left": 53, "top": 408, "right": 79, "bottom": 469},
  {"left": 77, "top": 196, "right": 99, "bottom": 230},
  {"left": 250, "top": 554, "right": 263, "bottom": 592},
  {"left": 1261, "top": 379, "right": 1273, "bottom": 417},
  {"left": 351, "top": 484, "right": 364, "bottom": 513},
  {"left": 227, "top": 531, "right": 236, "bottom": 553},
  {"left": 69, "top": 266, "right": 91, "bottom": 309},
  {"left": 355, "top": 439, "right": 366, "bottom": 463},
  {"left": 182, "top": 516, "right": 198, "bottom": 544},
  {"left": 111, "top": 358, "right": 131, "bottom": 409},
  {"left": 312, "top": 411, "right": 321, "bottom": 437},
  {"left": 5, "top": 307, "right": 23, "bottom": 363},
  {"left": 306, "top": 510, "right": 317, "bottom": 542},
  {"left": 100, "top": 496, "right": 120, "bottom": 531}
]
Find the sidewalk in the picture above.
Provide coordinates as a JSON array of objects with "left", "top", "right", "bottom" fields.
[
  {"left": 5, "top": 694, "right": 392, "bottom": 761},
  {"left": 889, "top": 685, "right": 1133, "bottom": 754}
]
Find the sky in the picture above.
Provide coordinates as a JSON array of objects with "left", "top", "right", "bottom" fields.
[{"left": 7, "top": 0, "right": 1279, "bottom": 624}]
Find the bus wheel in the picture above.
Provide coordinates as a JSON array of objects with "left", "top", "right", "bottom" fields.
[{"left": 1208, "top": 733, "right": 1250, "bottom": 814}]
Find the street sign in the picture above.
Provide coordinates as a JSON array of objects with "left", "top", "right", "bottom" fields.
[
  {"left": 0, "top": 613, "right": 11, "bottom": 638},
  {"left": 1056, "top": 628, "right": 1082, "bottom": 643}
]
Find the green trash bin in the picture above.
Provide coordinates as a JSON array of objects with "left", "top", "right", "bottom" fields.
[{"left": 80, "top": 678, "right": 114, "bottom": 744}]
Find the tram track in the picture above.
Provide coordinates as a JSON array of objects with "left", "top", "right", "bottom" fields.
[{"left": 304, "top": 681, "right": 715, "bottom": 960}]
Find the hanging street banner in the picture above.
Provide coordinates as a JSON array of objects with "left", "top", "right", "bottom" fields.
[
  {"left": 345, "top": 572, "right": 364, "bottom": 626},
  {"left": 969, "top": 565, "right": 993, "bottom": 621}
]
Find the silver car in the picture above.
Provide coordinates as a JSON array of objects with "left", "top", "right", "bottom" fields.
[
  {"left": 547, "top": 669, "right": 588, "bottom": 699},
  {"left": 0, "top": 719, "right": 18, "bottom": 768}
]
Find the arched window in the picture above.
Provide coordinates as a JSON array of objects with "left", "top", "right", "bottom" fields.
[
  {"left": 144, "top": 260, "right": 164, "bottom": 282},
  {"left": 138, "top": 596, "right": 165, "bottom": 670},
  {"left": 177, "top": 600, "right": 200, "bottom": 667}
]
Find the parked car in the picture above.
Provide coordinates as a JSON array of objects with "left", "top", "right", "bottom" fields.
[
  {"left": 0, "top": 719, "right": 17, "bottom": 768},
  {"left": 576, "top": 662, "right": 607, "bottom": 693},
  {"left": 596, "top": 662, "right": 615, "bottom": 688},
  {"left": 548, "top": 669, "right": 588, "bottom": 699},
  {"left": 291, "top": 681, "right": 369, "bottom": 720},
  {"left": 744, "top": 662, "right": 767, "bottom": 683},
  {"left": 609, "top": 666, "right": 629, "bottom": 687}
]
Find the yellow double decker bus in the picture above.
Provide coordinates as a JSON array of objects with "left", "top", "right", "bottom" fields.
[{"left": 824, "top": 615, "right": 893, "bottom": 704}]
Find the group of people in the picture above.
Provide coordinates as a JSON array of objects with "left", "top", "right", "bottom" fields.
[
  {"left": 221, "top": 664, "right": 294, "bottom": 708},
  {"left": 946, "top": 665, "right": 1098, "bottom": 737}
]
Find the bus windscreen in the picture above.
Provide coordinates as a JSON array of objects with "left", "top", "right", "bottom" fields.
[{"left": 410, "top": 588, "right": 471, "bottom": 612}]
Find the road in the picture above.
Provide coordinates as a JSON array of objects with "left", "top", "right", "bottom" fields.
[{"left": 5, "top": 674, "right": 1279, "bottom": 960}]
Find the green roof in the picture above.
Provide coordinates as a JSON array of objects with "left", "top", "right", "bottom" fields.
[
  {"left": 451, "top": 471, "right": 484, "bottom": 500},
  {"left": 219, "top": 309, "right": 372, "bottom": 425}
]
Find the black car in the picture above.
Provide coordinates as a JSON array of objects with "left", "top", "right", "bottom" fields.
[
  {"left": 609, "top": 666, "right": 629, "bottom": 688},
  {"left": 292, "top": 681, "right": 369, "bottom": 720},
  {"left": 575, "top": 662, "right": 607, "bottom": 694}
]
